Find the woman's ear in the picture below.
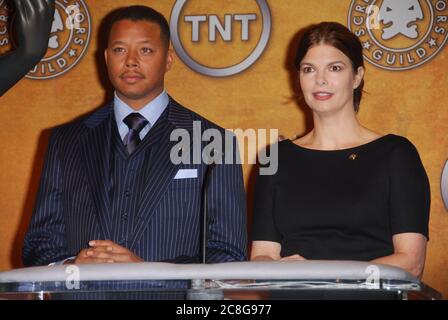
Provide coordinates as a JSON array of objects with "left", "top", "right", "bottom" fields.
[{"left": 354, "top": 66, "right": 365, "bottom": 89}]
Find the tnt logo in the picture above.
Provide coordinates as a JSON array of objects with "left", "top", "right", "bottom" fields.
[
  {"left": 348, "top": 0, "right": 447, "bottom": 71},
  {"left": 185, "top": 13, "right": 257, "bottom": 42},
  {"left": 170, "top": 0, "right": 271, "bottom": 77}
]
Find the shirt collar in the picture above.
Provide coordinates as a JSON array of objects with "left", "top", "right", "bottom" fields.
[{"left": 113, "top": 90, "right": 169, "bottom": 129}]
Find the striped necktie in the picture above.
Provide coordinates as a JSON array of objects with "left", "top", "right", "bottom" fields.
[{"left": 123, "top": 113, "right": 149, "bottom": 154}]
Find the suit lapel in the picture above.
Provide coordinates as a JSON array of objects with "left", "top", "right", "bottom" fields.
[
  {"left": 129, "top": 100, "right": 195, "bottom": 249},
  {"left": 129, "top": 121, "right": 179, "bottom": 249},
  {"left": 79, "top": 104, "right": 113, "bottom": 240}
]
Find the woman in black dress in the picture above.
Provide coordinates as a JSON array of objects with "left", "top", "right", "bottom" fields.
[{"left": 250, "top": 22, "right": 430, "bottom": 278}]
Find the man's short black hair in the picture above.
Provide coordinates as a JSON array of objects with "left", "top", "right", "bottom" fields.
[{"left": 106, "top": 5, "right": 170, "bottom": 48}]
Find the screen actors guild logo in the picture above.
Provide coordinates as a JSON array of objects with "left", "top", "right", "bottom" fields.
[
  {"left": 170, "top": 0, "right": 271, "bottom": 77},
  {"left": 348, "top": 0, "right": 447, "bottom": 71},
  {"left": 0, "top": 0, "right": 91, "bottom": 80}
]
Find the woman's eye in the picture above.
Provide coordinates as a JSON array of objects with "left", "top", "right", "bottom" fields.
[
  {"left": 302, "top": 66, "right": 313, "bottom": 73},
  {"left": 330, "top": 65, "right": 342, "bottom": 71}
]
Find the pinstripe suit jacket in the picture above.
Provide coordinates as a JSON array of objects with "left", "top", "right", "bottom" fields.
[{"left": 22, "top": 98, "right": 247, "bottom": 266}]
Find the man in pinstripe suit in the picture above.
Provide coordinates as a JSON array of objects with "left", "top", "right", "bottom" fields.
[{"left": 22, "top": 6, "right": 247, "bottom": 267}]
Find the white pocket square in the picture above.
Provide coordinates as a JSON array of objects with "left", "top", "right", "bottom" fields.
[{"left": 174, "top": 169, "right": 198, "bottom": 179}]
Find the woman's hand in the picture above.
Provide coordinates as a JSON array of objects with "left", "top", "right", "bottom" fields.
[{"left": 279, "top": 254, "right": 306, "bottom": 261}]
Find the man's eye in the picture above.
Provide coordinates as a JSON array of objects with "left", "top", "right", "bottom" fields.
[
  {"left": 113, "top": 47, "right": 125, "bottom": 53},
  {"left": 141, "top": 48, "right": 153, "bottom": 54}
]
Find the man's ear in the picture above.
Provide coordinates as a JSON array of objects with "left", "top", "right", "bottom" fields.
[
  {"left": 165, "top": 49, "right": 174, "bottom": 72},
  {"left": 104, "top": 49, "right": 108, "bottom": 65},
  {"left": 354, "top": 66, "right": 365, "bottom": 89}
]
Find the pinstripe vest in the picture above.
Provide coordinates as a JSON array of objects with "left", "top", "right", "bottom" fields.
[{"left": 108, "top": 110, "right": 168, "bottom": 247}]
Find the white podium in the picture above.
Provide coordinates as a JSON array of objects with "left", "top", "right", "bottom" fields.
[{"left": 0, "top": 261, "right": 441, "bottom": 300}]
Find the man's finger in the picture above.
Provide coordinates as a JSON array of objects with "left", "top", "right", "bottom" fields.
[
  {"left": 108, "top": 252, "right": 138, "bottom": 263},
  {"left": 89, "top": 240, "right": 128, "bottom": 252},
  {"left": 109, "top": 253, "right": 135, "bottom": 263},
  {"left": 88, "top": 246, "right": 114, "bottom": 253},
  {"left": 86, "top": 250, "right": 114, "bottom": 259},
  {"left": 76, "top": 257, "right": 114, "bottom": 264},
  {"left": 89, "top": 240, "right": 116, "bottom": 247}
]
